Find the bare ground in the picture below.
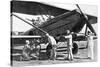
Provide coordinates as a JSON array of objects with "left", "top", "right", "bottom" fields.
[{"left": 12, "top": 40, "right": 97, "bottom": 67}]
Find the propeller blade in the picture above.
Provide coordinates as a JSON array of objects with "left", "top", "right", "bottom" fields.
[{"left": 76, "top": 4, "right": 96, "bottom": 35}]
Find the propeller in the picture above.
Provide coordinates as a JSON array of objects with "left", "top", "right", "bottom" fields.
[{"left": 76, "top": 4, "right": 96, "bottom": 36}]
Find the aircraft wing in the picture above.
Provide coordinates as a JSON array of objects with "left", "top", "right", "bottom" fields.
[
  {"left": 11, "top": 1, "right": 69, "bottom": 16},
  {"left": 11, "top": 35, "right": 47, "bottom": 44},
  {"left": 23, "top": 10, "right": 96, "bottom": 36},
  {"left": 11, "top": 1, "right": 97, "bottom": 36},
  {"left": 11, "top": 1, "right": 97, "bottom": 24},
  {"left": 11, "top": 35, "right": 42, "bottom": 38}
]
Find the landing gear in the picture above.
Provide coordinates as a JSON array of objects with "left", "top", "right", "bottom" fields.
[{"left": 72, "top": 43, "right": 78, "bottom": 55}]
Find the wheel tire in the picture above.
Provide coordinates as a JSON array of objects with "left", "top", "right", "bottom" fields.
[{"left": 72, "top": 43, "right": 78, "bottom": 55}]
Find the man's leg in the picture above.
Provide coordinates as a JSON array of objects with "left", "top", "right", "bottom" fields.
[
  {"left": 53, "top": 45, "right": 56, "bottom": 60},
  {"left": 69, "top": 46, "right": 73, "bottom": 60},
  {"left": 67, "top": 45, "right": 71, "bottom": 60},
  {"left": 88, "top": 36, "right": 94, "bottom": 59},
  {"left": 22, "top": 52, "right": 31, "bottom": 60},
  {"left": 67, "top": 38, "right": 73, "bottom": 61},
  {"left": 22, "top": 47, "right": 31, "bottom": 60},
  {"left": 50, "top": 45, "right": 56, "bottom": 60},
  {"left": 46, "top": 44, "right": 52, "bottom": 60},
  {"left": 91, "top": 36, "right": 94, "bottom": 60}
]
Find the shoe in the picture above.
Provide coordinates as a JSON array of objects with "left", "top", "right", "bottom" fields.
[{"left": 87, "top": 57, "right": 92, "bottom": 59}]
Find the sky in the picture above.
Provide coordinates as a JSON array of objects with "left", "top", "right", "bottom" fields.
[{"left": 12, "top": 2, "right": 98, "bottom": 33}]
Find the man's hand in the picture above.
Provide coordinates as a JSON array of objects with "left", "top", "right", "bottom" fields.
[{"left": 46, "top": 33, "right": 49, "bottom": 36}]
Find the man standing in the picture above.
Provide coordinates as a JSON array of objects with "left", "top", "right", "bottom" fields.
[
  {"left": 87, "top": 31, "right": 94, "bottom": 60},
  {"left": 65, "top": 30, "right": 73, "bottom": 61},
  {"left": 46, "top": 33, "right": 57, "bottom": 60}
]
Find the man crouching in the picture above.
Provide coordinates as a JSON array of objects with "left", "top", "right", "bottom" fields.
[{"left": 22, "top": 40, "right": 33, "bottom": 60}]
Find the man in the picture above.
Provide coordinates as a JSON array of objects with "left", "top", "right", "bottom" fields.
[
  {"left": 46, "top": 33, "right": 57, "bottom": 60},
  {"left": 22, "top": 40, "right": 32, "bottom": 60},
  {"left": 87, "top": 31, "right": 94, "bottom": 60},
  {"left": 65, "top": 30, "right": 73, "bottom": 61},
  {"left": 33, "top": 39, "right": 41, "bottom": 60}
]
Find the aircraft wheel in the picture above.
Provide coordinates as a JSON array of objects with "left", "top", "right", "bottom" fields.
[{"left": 72, "top": 43, "right": 78, "bottom": 55}]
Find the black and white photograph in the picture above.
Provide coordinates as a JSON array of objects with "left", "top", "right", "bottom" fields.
[{"left": 11, "top": 0, "right": 98, "bottom": 67}]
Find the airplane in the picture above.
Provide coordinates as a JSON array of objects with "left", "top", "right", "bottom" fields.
[{"left": 11, "top": 1, "right": 97, "bottom": 61}]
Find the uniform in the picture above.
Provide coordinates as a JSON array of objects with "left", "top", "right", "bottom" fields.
[
  {"left": 46, "top": 34, "right": 57, "bottom": 60},
  {"left": 22, "top": 40, "right": 35, "bottom": 60},
  {"left": 30, "top": 40, "right": 40, "bottom": 60},
  {"left": 22, "top": 44, "right": 32, "bottom": 60},
  {"left": 65, "top": 34, "right": 73, "bottom": 60},
  {"left": 87, "top": 34, "right": 94, "bottom": 59}
]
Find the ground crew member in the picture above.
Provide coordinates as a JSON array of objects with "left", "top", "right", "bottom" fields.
[
  {"left": 46, "top": 33, "right": 57, "bottom": 60},
  {"left": 65, "top": 30, "right": 73, "bottom": 61},
  {"left": 22, "top": 40, "right": 32, "bottom": 60},
  {"left": 87, "top": 31, "right": 94, "bottom": 60},
  {"left": 34, "top": 39, "right": 41, "bottom": 60},
  {"left": 27, "top": 39, "right": 40, "bottom": 60}
]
